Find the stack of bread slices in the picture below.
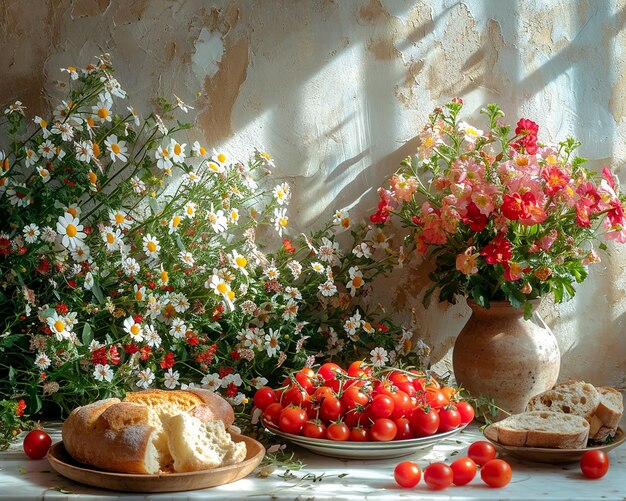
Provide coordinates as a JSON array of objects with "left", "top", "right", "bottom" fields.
[
  {"left": 485, "top": 381, "right": 623, "bottom": 449},
  {"left": 62, "top": 389, "right": 247, "bottom": 474}
]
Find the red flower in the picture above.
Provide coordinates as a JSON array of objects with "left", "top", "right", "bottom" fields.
[
  {"left": 109, "top": 345, "right": 121, "bottom": 365},
  {"left": 124, "top": 343, "right": 139, "bottom": 354},
  {"left": 515, "top": 118, "right": 539, "bottom": 138},
  {"left": 219, "top": 367, "right": 233, "bottom": 379},
  {"left": 160, "top": 352, "right": 175, "bottom": 369},
  {"left": 575, "top": 203, "right": 591, "bottom": 227},
  {"left": 67, "top": 279, "right": 77, "bottom": 289},
  {"left": 463, "top": 202, "right": 488, "bottom": 231},
  {"left": 230, "top": 349, "right": 241, "bottom": 360},
  {"left": 16, "top": 399, "right": 26, "bottom": 417},
  {"left": 140, "top": 346, "right": 152, "bottom": 360},
  {"left": 212, "top": 304, "right": 225, "bottom": 322},
  {"left": 0, "top": 237, "right": 11, "bottom": 255},
  {"left": 186, "top": 331, "right": 200, "bottom": 346},
  {"left": 602, "top": 167, "right": 616, "bottom": 190},
  {"left": 576, "top": 182, "right": 600, "bottom": 209},
  {"left": 132, "top": 314, "right": 144, "bottom": 324},
  {"left": 542, "top": 166, "right": 569, "bottom": 196},
  {"left": 607, "top": 198, "right": 625, "bottom": 227},
  {"left": 501, "top": 193, "right": 525, "bottom": 220},
  {"left": 195, "top": 344, "right": 217, "bottom": 365},
  {"left": 91, "top": 347, "right": 108, "bottom": 366},
  {"left": 37, "top": 257, "right": 50, "bottom": 273},
  {"left": 370, "top": 199, "right": 392, "bottom": 224},
  {"left": 376, "top": 323, "right": 389, "bottom": 333},
  {"left": 283, "top": 238, "right": 296, "bottom": 253},
  {"left": 226, "top": 382, "right": 238, "bottom": 397},
  {"left": 480, "top": 235, "right": 512, "bottom": 265}
]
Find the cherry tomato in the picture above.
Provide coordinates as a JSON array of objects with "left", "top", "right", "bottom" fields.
[
  {"left": 371, "top": 394, "right": 395, "bottom": 419},
  {"left": 320, "top": 396, "right": 345, "bottom": 423},
  {"left": 425, "top": 386, "right": 449, "bottom": 409},
  {"left": 344, "top": 408, "right": 366, "bottom": 428},
  {"left": 341, "top": 386, "right": 370, "bottom": 410},
  {"left": 580, "top": 450, "right": 609, "bottom": 479},
  {"left": 281, "top": 385, "right": 308, "bottom": 407},
  {"left": 23, "top": 430, "right": 52, "bottom": 460},
  {"left": 455, "top": 401, "right": 475, "bottom": 424},
  {"left": 450, "top": 456, "right": 477, "bottom": 486},
  {"left": 423, "top": 462, "right": 454, "bottom": 490},
  {"left": 480, "top": 459, "right": 512, "bottom": 488},
  {"left": 370, "top": 418, "right": 397, "bottom": 442},
  {"left": 317, "top": 362, "right": 346, "bottom": 392},
  {"left": 313, "top": 385, "right": 336, "bottom": 402},
  {"left": 441, "top": 386, "right": 457, "bottom": 401},
  {"left": 263, "top": 402, "right": 284, "bottom": 425},
  {"left": 253, "top": 386, "right": 277, "bottom": 411},
  {"left": 467, "top": 440, "right": 497, "bottom": 466},
  {"left": 396, "top": 381, "right": 416, "bottom": 398},
  {"left": 349, "top": 426, "right": 370, "bottom": 442},
  {"left": 388, "top": 371, "right": 410, "bottom": 386},
  {"left": 278, "top": 406, "right": 308, "bottom": 435},
  {"left": 326, "top": 422, "right": 350, "bottom": 441},
  {"left": 390, "top": 390, "right": 411, "bottom": 419},
  {"left": 393, "top": 417, "right": 414, "bottom": 440},
  {"left": 409, "top": 408, "right": 440, "bottom": 437},
  {"left": 347, "top": 360, "right": 372, "bottom": 380},
  {"left": 295, "top": 371, "right": 316, "bottom": 394},
  {"left": 437, "top": 406, "right": 461, "bottom": 432},
  {"left": 394, "top": 461, "right": 421, "bottom": 488},
  {"left": 302, "top": 420, "right": 327, "bottom": 439}
]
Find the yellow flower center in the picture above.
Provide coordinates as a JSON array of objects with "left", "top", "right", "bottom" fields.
[
  {"left": 92, "top": 142, "right": 100, "bottom": 157},
  {"left": 66, "top": 224, "right": 77, "bottom": 237},
  {"left": 217, "top": 153, "right": 226, "bottom": 163},
  {"left": 216, "top": 282, "right": 228, "bottom": 294},
  {"left": 186, "top": 206, "right": 194, "bottom": 215},
  {"left": 66, "top": 207, "right": 77, "bottom": 217},
  {"left": 135, "top": 290, "right": 143, "bottom": 301},
  {"left": 2, "top": 158, "right": 8, "bottom": 171},
  {"left": 227, "top": 290, "right": 235, "bottom": 301},
  {"left": 174, "top": 144, "right": 181, "bottom": 155},
  {"left": 162, "top": 148, "right": 169, "bottom": 158},
  {"left": 147, "top": 241, "right": 157, "bottom": 252},
  {"left": 208, "top": 162, "right": 219, "bottom": 171},
  {"left": 352, "top": 276, "right": 363, "bottom": 287},
  {"left": 97, "top": 108, "right": 109, "bottom": 119},
  {"left": 87, "top": 117, "right": 95, "bottom": 127},
  {"left": 130, "top": 324, "right": 140, "bottom": 335},
  {"left": 199, "top": 146, "right": 206, "bottom": 156},
  {"left": 40, "top": 119, "right": 48, "bottom": 128},
  {"left": 88, "top": 171, "right": 97, "bottom": 184},
  {"left": 172, "top": 215, "right": 181, "bottom": 227},
  {"left": 261, "top": 152, "right": 271, "bottom": 161},
  {"left": 115, "top": 213, "right": 125, "bottom": 224},
  {"left": 160, "top": 271, "right": 169, "bottom": 283},
  {"left": 54, "top": 320, "right": 65, "bottom": 332},
  {"left": 106, "top": 232, "right": 115, "bottom": 244},
  {"left": 235, "top": 256, "right": 247, "bottom": 268},
  {"left": 111, "top": 143, "right": 121, "bottom": 154},
  {"left": 279, "top": 217, "right": 288, "bottom": 227}
]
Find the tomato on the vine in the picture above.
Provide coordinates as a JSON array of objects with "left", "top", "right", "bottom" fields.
[
  {"left": 455, "top": 401, "right": 475, "bottom": 424},
  {"left": 394, "top": 461, "right": 421, "bottom": 488},
  {"left": 450, "top": 456, "right": 477, "bottom": 486},
  {"left": 263, "top": 402, "right": 284, "bottom": 425},
  {"left": 326, "top": 422, "right": 350, "bottom": 441},
  {"left": 281, "top": 385, "right": 308, "bottom": 407},
  {"left": 580, "top": 450, "right": 609, "bottom": 479},
  {"left": 437, "top": 406, "right": 461, "bottom": 432},
  {"left": 295, "top": 371, "right": 316, "bottom": 395},
  {"left": 480, "top": 459, "right": 512, "bottom": 488},
  {"left": 302, "top": 420, "right": 327, "bottom": 439},
  {"left": 370, "top": 417, "right": 397, "bottom": 442},
  {"left": 349, "top": 426, "right": 370, "bottom": 442},
  {"left": 425, "top": 386, "right": 449, "bottom": 409},
  {"left": 390, "top": 390, "right": 411, "bottom": 419},
  {"left": 341, "top": 385, "right": 370, "bottom": 410},
  {"left": 23, "top": 430, "right": 51, "bottom": 460},
  {"left": 313, "top": 385, "right": 335, "bottom": 402},
  {"left": 467, "top": 440, "right": 497, "bottom": 466},
  {"left": 278, "top": 406, "right": 307, "bottom": 434},
  {"left": 423, "top": 462, "right": 454, "bottom": 490},
  {"left": 319, "top": 396, "right": 345, "bottom": 423},
  {"left": 253, "top": 386, "right": 277, "bottom": 411},
  {"left": 371, "top": 394, "right": 395, "bottom": 419},
  {"left": 409, "top": 407, "right": 440, "bottom": 437}
]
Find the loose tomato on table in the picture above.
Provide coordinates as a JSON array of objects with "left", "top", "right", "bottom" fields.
[
  {"left": 580, "top": 450, "right": 609, "bottom": 479},
  {"left": 450, "top": 456, "right": 477, "bottom": 486},
  {"left": 423, "top": 462, "right": 454, "bottom": 490},
  {"left": 394, "top": 461, "right": 421, "bottom": 488},
  {"left": 409, "top": 407, "right": 440, "bottom": 437},
  {"left": 278, "top": 405, "right": 308, "bottom": 435},
  {"left": 480, "top": 459, "right": 512, "bottom": 488},
  {"left": 23, "top": 430, "right": 51, "bottom": 460},
  {"left": 467, "top": 440, "right": 497, "bottom": 466}
]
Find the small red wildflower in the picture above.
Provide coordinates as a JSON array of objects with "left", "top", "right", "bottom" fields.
[
  {"left": 55, "top": 303, "right": 69, "bottom": 315},
  {"left": 230, "top": 349, "right": 241, "bottom": 360},
  {"left": 226, "top": 382, "right": 238, "bottom": 397},
  {"left": 124, "top": 343, "right": 139, "bottom": 354},
  {"left": 219, "top": 367, "right": 233, "bottom": 379},
  {"left": 140, "top": 346, "right": 152, "bottom": 360},
  {"left": 480, "top": 235, "right": 513, "bottom": 265},
  {"left": 16, "top": 399, "right": 26, "bottom": 417},
  {"left": 160, "top": 352, "right": 175, "bottom": 369},
  {"left": 283, "top": 238, "right": 296, "bottom": 253}
]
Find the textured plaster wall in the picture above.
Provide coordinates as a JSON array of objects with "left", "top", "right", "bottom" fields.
[{"left": 1, "top": 0, "right": 625, "bottom": 388}]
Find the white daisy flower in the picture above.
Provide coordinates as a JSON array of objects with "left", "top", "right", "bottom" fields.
[
  {"left": 206, "top": 205, "right": 227, "bottom": 233},
  {"left": 183, "top": 202, "right": 196, "bottom": 219},
  {"left": 264, "top": 265, "right": 279, "bottom": 280},
  {"left": 127, "top": 105, "right": 140, "bottom": 126},
  {"left": 130, "top": 176, "right": 146, "bottom": 194},
  {"left": 155, "top": 142, "right": 173, "bottom": 171},
  {"left": 352, "top": 242, "right": 372, "bottom": 258},
  {"left": 212, "top": 149, "right": 229, "bottom": 167},
  {"left": 144, "top": 324, "right": 161, "bottom": 348},
  {"left": 319, "top": 280, "right": 337, "bottom": 297},
  {"left": 36, "top": 166, "right": 51, "bottom": 183},
  {"left": 273, "top": 183, "right": 291, "bottom": 205},
  {"left": 109, "top": 209, "right": 132, "bottom": 230},
  {"left": 346, "top": 266, "right": 365, "bottom": 297},
  {"left": 458, "top": 121, "right": 484, "bottom": 143},
  {"left": 286, "top": 260, "right": 302, "bottom": 279},
  {"left": 93, "top": 364, "right": 114, "bottom": 382},
  {"left": 192, "top": 141, "right": 206, "bottom": 157},
  {"left": 206, "top": 160, "right": 224, "bottom": 174},
  {"left": 164, "top": 369, "right": 180, "bottom": 389},
  {"left": 282, "top": 300, "right": 299, "bottom": 321},
  {"left": 22, "top": 224, "right": 40, "bottom": 243},
  {"left": 121, "top": 256, "right": 140, "bottom": 276},
  {"left": 92, "top": 97, "right": 112, "bottom": 123},
  {"left": 272, "top": 207, "right": 288, "bottom": 237},
  {"left": 104, "top": 134, "right": 128, "bottom": 162},
  {"left": 41, "top": 226, "right": 57, "bottom": 243},
  {"left": 84, "top": 271, "right": 94, "bottom": 290},
  {"left": 221, "top": 373, "right": 243, "bottom": 388},
  {"left": 51, "top": 122, "right": 74, "bottom": 141},
  {"left": 38, "top": 140, "right": 55, "bottom": 159},
  {"left": 227, "top": 207, "right": 240, "bottom": 225},
  {"left": 311, "top": 262, "right": 325, "bottom": 274},
  {"left": 230, "top": 250, "right": 249, "bottom": 275},
  {"left": 179, "top": 250, "right": 195, "bottom": 268},
  {"left": 370, "top": 347, "right": 389, "bottom": 368},
  {"left": 61, "top": 66, "right": 79, "bottom": 80},
  {"left": 201, "top": 373, "right": 221, "bottom": 391},
  {"left": 133, "top": 284, "right": 146, "bottom": 302},
  {"left": 250, "top": 376, "right": 269, "bottom": 390},
  {"left": 344, "top": 310, "right": 362, "bottom": 338},
  {"left": 34, "top": 352, "right": 51, "bottom": 370},
  {"left": 24, "top": 148, "right": 39, "bottom": 167},
  {"left": 136, "top": 368, "right": 155, "bottom": 389},
  {"left": 56, "top": 214, "right": 86, "bottom": 249},
  {"left": 7, "top": 183, "right": 31, "bottom": 207},
  {"left": 174, "top": 94, "right": 193, "bottom": 113},
  {"left": 169, "top": 318, "right": 187, "bottom": 339},
  {"left": 170, "top": 139, "right": 186, "bottom": 163},
  {"left": 47, "top": 312, "right": 72, "bottom": 341},
  {"left": 142, "top": 234, "right": 161, "bottom": 258},
  {"left": 75, "top": 140, "right": 94, "bottom": 162},
  {"left": 4, "top": 100, "right": 25, "bottom": 115},
  {"left": 185, "top": 171, "right": 200, "bottom": 183},
  {"left": 168, "top": 214, "right": 182, "bottom": 234},
  {"left": 170, "top": 293, "right": 190, "bottom": 313},
  {"left": 264, "top": 329, "right": 281, "bottom": 357},
  {"left": 123, "top": 316, "right": 144, "bottom": 342},
  {"left": 71, "top": 244, "right": 91, "bottom": 263},
  {"left": 34, "top": 116, "right": 51, "bottom": 138},
  {"left": 101, "top": 226, "right": 122, "bottom": 251}
]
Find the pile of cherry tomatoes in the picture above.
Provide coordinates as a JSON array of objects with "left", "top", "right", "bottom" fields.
[{"left": 253, "top": 361, "right": 474, "bottom": 442}]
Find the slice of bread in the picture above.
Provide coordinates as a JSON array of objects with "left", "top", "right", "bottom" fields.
[
  {"left": 589, "top": 387, "right": 623, "bottom": 441},
  {"left": 526, "top": 380, "right": 600, "bottom": 423},
  {"left": 484, "top": 411, "right": 590, "bottom": 449}
]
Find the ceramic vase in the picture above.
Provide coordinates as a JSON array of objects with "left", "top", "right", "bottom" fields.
[{"left": 452, "top": 300, "right": 560, "bottom": 417}]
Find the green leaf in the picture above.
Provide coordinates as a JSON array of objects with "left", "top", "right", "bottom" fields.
[
  {"left": 92, "top": 282, "right": 104, "bottom": 304},
  {"left": 82, "top": 323, "right": 93, "bottom": 346},
  {"left": 149, "top": 196, "right": 160, "bottom": 215}
]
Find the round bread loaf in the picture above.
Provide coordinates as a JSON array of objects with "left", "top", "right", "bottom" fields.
[{"left": 61, "top": 389, "right": 238, "bottom": 474}]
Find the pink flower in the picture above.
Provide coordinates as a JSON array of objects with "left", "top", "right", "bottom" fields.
[
  {"left": 539, "top": 229, "right": 558, "bottom": 251},
  {"left": 390, "top": 174, "right": 418, "bottom": 202},
  {"left": 456, "top": 247, "right": 479, "bottom": 275}
]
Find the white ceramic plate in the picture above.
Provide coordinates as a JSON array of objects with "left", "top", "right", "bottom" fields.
[{"left": 265, "top": 422, "right": 468, "bottom": 459}]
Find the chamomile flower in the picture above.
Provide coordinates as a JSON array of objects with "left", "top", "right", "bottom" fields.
[
  {"left": 164, "top": 369, "right": 180, "bottom": 389},
  {"left": 120, "top": 257, "right": 140, "bottom": 276},
  {"left": 185, "top": 171, "right": 200, "bottom": 183},
  {"left": 227, "top": 207, "right": 240, "bottom": 225},
  {"left": 34, "top": 116, "right": 51, "bottom": 138},
  {"left": 142, "top": 234, "right": 161, "bottom": 258},
  {"left": 23, "top": 223, "right": 40, "bottom": 243},
  {"left": 170, "top": 293, "right": 190, "bottom": 313},
  {"left": 56, "top": 213, "right": 86, "bottom": 249},
  {"left": 201, "top": 373, "right": 221, "bottom": 391},
  {"left": 104, "top": 134, "right": 128, "bottom": 162},
  {"left": 4, "top": 100, "right": 25, "bottom": 115},
  {"left": 286, "top": 260, "right": 302, "bottom": 279},
  {"left": 123, "top": 316, "right": 144, "bottom": 342},
  {"left": 458, "top": 121, "right": 484, "bottom": 143},
  {"left": 102, "top": 74, "right": 127, "bottom": 99},
  {"left": 130, "top": 176, "right": 145, "bottom": 194},
  {"left": 136, "top": 368, "right": 155, "bottom": 389},
  {"left": 318, "top": 280, "right": 337, "bottom": 297},
  {"left": 34, "top": 352, "right": 51, "bottom": 371},
  {"left": 250, "top": 376, "right": 269, "bottom": 390},
  {"left": 24, "top": 148, "right": 38, "bottom": 167},
  {"left": 101, "top": 226, "right": 122, "bottom": 251},
  {"left": 254, "top": 146, "right": 275, "bottom": 168},
  {"left": 38, "top": 140, "right": 55, "bottom": 159},
  {"left": 174, "top": 94, "right": 193, "bottom": 113},
  {"left": 282, "top": 300, "right": 299, "bottom": 321},
  {"left": 93, "top": 364, "right": 114, "bottom": 382},
  {"left": 192, "top": 141, "right": 207, "bottom": 157},
  {"left": 7, "top": 183, "right": 32, "bottom": 207},
  {"left": 84, "top": 271, "right": 94, "bottom": 290},
  {"left": 61, "top": 66, "right": 79, "bottom": 80},
  {"left": 144, "top": 324, "right": 161, "bottom": 348},
  {"left": 75, "top": 140, "right": 94, "bottom": 162},
  {"left": 168, "top": 214, "right": 182, "bottom": 234},
  {"left": 346, "top": 266, "right": 365, "bottom": 296},
  {"left": 170, "top": 139, "right": 186, "bottom": 163},
  {"left": 207, "top": 160, "right": 224, "bottom": 174},
  {"left": 206, "top": 274, "right": 235, "bottom": 310},
  {"left": 51, "top": 122, "right": 74, "bottom": 141},
  {"left": 311, "top": 261, "right": 325, "bottom": 274},
  {"left": 272, "top": 207, "right": 288, "bottom": 236},
  {"left": 333, "top": 209, "right": 351, "bottom": 229},
  {"left": 273, "top": 183, "right": 291, "bottom": 205},
  {"left": 42, "top": 226, "right": 57, "bottom": 243},
  {"left": 264, "top": 265, "right": 279, "bottom": 280},
  {"left": 179, "top": 250, "right": 195, "bottom": 267},
  {"left": 212, "top": 149, "right": 229, "bottom": 167},
  {"left": 370, "top": 347, "right": 389, "bottom": 368},
  {"left": 183, "top": 202, "right": 196, "bottom": 219},
  {"left": 230, "top": 250, "right": 249, "bottom": 275},
  {"left": 64, "top": 203, "right": 81, "bottom": 219},
  {"left": 92, "top": 96, "right": 112, "bottom": 122},
  {"left": 109, "top": 209, "right": 132, "bottom": 230},
  {"left": 206, "top": 205, "right": 227, "bottom": 233},
  {"left": 264, "top": 329, "right": 281, "bottom": 357},
  {"left": 155, "top": 142, "right": 173, "bottom": 171},
  {"left": 133, "top": 284, "right": 146, "bottom": 302},
  {"left": 36, "top": 166, "right": 51, "bottom": 183},
  {"left": 169, "top": 318, "right": 187, "bottom": 339},
  {"left": 71, "top": 244, "right": 91, "bottom": 262},
  {"left": 127, "top": 105, "right": 140, "bottom": 126},
  {"left": 352, "top": 242, "right": 372, "bottom": 258},
  {"left": 47, "top": 312, "right": 72, "bottom": 341}
]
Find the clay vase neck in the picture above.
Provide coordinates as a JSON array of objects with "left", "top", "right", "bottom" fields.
[{"left": 452, "top": 300, "right": 560, "bottom": 418}]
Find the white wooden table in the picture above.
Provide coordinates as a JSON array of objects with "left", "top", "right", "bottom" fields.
[{"left": 1, "top": 421, "right": 625, "bottom": 500}]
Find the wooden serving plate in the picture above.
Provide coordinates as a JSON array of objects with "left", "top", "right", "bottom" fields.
[
  {"left": 47, "top": 433, "right": 265, "bottom": 492},
  {"left": 483, "top": 426, "right": 625, "bottom": 464}
]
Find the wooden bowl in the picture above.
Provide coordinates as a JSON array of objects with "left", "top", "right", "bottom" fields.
[{"left": 47, "top": 433, "right": 265, "bottom": 492}]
